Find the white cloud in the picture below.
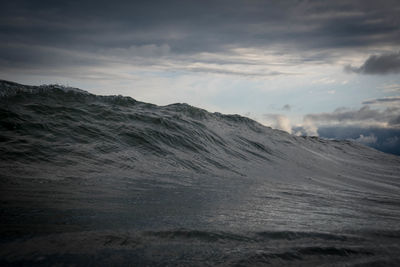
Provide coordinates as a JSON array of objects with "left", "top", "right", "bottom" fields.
[
  {"left": 262, "top": 114, "right": 292, "bottom": 134},
  {"left": 380, "top": 83, "right": 400, "bottom": 92},
  {"left": 312, "top": 77, "right": 336, "bottom": 84},
  {"left": 355, "top": 134, "right": 377, "bottom": 144}
]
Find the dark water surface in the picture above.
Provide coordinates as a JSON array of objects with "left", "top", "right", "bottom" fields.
[{"left": 1, "top": 80, "right": 400, "bottom": 266}]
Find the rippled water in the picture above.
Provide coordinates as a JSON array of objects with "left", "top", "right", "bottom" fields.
[{"left": 1, "top": 80, "right": 400, "bottom": 266}]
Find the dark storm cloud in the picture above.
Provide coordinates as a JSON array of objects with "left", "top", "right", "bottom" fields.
[
  {"left": 1, "top": 0, "right": 400, "bottom": 73},
  {"left": 0, "top": 44, "right": 102, "bottom": 70},
  {"left": 294, "top": 105, "right": 400, "bottom": 155},
  {"left": 345, "top": 51, "right": 400, "bottom": 74},
  {"left": 316, "top": 126, "right": 400, "bottom": 156}
]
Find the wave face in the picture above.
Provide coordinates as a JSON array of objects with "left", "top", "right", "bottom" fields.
[{"left": 1, "top": 80, "right": 400, "bottom": 266}]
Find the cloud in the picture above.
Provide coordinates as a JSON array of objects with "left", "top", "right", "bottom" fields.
[
  {"left": 184, "top": 67, "right": 288, "bottom": 77},
  {"left": 316, "top": 126, "right": 400, "bottom": 156},
  {"left": 293, "top": 123, "right": 400, "bottom": 155},
  {"left": 345, "top": 51, "right": 400, "bottom": 74},
  {"left": 282, "top": 104, "right": 291, "bottom": 111},
  {"left": 362, "top": 96, "right": 400, "bottom": 105},
  {"left": 102, "top": 44, "right": 171, "bottom": 59},
  {"left": 355, "top": 134, "right": 377, "bottom": 144},
  {"left": 303, "top": 106, "right": 400, "bottom": 127},
  {"left": 389, "top": 115, "right": 400, "bottom": 126},
  {"left": 384, "top": 135, "right": 399, "bottom": 149},
  {"left": 381, "top": 83, "right": 400, "bottom": 92},
  {"left": 1, "top": 0, "right": 400, "bottom": 79},
  {"left": 292, "top": 104, "right": 400, "bottom": 155},
  {"left": 263, "top": 114, "right": 292, "bottom": 133}
]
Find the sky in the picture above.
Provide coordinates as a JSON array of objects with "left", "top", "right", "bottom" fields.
[{"left": 1, "top": 0, "right": 400, "bottom": 154}]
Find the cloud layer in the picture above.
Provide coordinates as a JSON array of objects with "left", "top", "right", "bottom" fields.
[
  {"left": 1, "top": 0, "right": 400, "bottom": 78},
  {"left": 362, "top": 96, "right": 400, "bottom": 105},
  {"left": 345, "top": 51, "right": 400, "bottom": 74},
  {"left": 303, "top": 106, "right": 400, "bottom": 128},
  {"left": 317, "top": 126, "right": 400, "bottom": 155},
  {"left": 290, "top": 105, "right": 400, "bottom": 155},
  {"left": 266, "top": 100, "right": 400, "bottom": 155}
]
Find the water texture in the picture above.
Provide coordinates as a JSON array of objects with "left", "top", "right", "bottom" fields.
[{"left": 1, "top": 80, "right": 400, "bottom": 266}]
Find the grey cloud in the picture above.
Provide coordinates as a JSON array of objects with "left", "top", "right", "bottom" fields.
[
  {"left": 102, "top": 44, "right": 171, "bottom": 59},
  {"left": 316, "top": 126, "right": 400, "bottom": 156},
  {"left": 186, "top": 67, "right": 289, "bottom": 77},
  {"left": 293, "top": 122, "right": 400, "bottom": 156},
  {"left": 389, "top": 115, "right": 400, "bottom": 126},
  {"left": 1, "top": 0, "right": 400, "bottom": 75},
  {"left": 294, "top": 104, "right": 400, "bottom": 155},
  {"left": 345, "top": 51, "right": 400, "bottom": 74},
  {"left": 304, "top": 106, "right": 400, "bottom": 126},
  {"left": 0, "top": 44, "right": 102, "bottom": 70},
  {"left": 282, "top": 104, "right": 291, "bottom": 111},
  {"left": 362, "top": 96, "right": 400, "bottom": 105}
]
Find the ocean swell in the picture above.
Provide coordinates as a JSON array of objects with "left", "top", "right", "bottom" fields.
[{"left": 1, "top": 80, "right": 400, "bottom": 266}]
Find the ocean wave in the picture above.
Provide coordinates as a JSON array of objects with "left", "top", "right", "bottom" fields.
[{"left": 1, "top": 80, "right": 400, "bottom": 265}]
